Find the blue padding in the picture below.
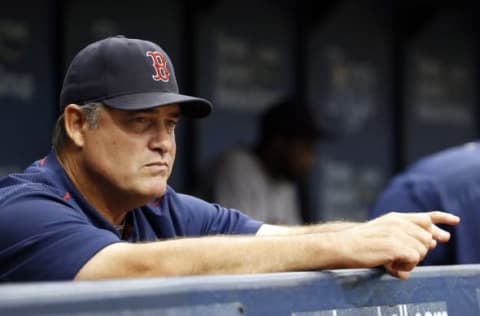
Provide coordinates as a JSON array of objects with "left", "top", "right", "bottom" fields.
[{"left": 0, "top": 265, "right": 478, "bottom": 315}]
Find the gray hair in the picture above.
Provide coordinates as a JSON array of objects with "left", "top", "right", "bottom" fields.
[{"left": 51, "top": 102, "right": 103, "bottom": 153}]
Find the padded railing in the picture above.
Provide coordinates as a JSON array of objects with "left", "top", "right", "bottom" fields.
[{"left": 1, "top": 265, "right": 479, "bottom": 315}]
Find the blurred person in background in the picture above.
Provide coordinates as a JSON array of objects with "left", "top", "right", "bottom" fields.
[
  {"left": 199, "top": 99, "right": 322, "bottom": 225},
  {"left": 370, "top": 142, "right": 479, "bottom": 265}
]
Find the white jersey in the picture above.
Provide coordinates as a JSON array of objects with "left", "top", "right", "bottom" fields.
[{"left": 210, "top": 148, "right": 302, "bottom": 225}]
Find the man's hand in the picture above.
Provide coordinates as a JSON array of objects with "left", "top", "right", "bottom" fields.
[{"left": 337, "top": 211, "right": 460, "bottom": 280}]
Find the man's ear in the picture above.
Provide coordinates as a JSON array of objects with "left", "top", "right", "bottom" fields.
[{"left": 63, "top": 104, "right": 88, "bottom": 147}]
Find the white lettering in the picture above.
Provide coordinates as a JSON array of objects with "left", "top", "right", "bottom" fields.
[
  {"left": 216, "top": 32, "right": 248, "bottom": 59},
  {"left": 411, "top": 312, "right": 448, "bottom": 316},
  {"left": 293, "top": 301, "right": 448, "bottom": 316},
  {"left": 0, "top": 66, "right": 34, "bottom": 102},
  {"left": 213, "top": 31, "right": 283, "bottom": 112},
  {"left": 214, "top": 87, "right": 279, "bottom": 111},
  {"left": 411, "top": 55, "right": 472, "bottom": 127},
  {"left": 320, "top": 158, "right": 384, "bottom": 221}
]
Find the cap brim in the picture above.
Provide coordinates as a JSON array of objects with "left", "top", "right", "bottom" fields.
[{"left": 102, "top": 92, "right": 212, "bottom": 118}]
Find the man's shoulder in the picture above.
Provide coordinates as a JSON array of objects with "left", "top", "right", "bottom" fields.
[
  {"left": 410, "top": 142, "right": 480, "bottom": 175},
  {"left": 0, "top": 166, "right": 64, "bottom": 208}
]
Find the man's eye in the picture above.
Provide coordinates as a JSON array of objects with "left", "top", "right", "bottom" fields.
[
  {"left": 166, "top": 120, "right": 177, "bottom": 133},
  {"left": 134, "top": 117, "right": 148, "bottom": 123},
  {"left": 127, "top": 116, "right": 152, "bottom": 133}
]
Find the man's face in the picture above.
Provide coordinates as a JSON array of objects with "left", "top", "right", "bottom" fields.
[
  {"left": 285, "top": 138, "right": 316, "bottom": 181},
  {"left": 81, "top": 104, "right": 179, "bottom": 200}
]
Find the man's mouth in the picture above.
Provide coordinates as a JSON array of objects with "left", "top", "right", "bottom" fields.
[{"left": 144, "top": 162, "right": 168, "bottom": 172}]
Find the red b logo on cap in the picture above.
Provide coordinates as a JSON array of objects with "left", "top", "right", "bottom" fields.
[{"left": 146, "top": 51, "right": 170, "bottom": 82}]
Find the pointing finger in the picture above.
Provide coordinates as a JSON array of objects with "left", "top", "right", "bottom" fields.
[{"left": 428, "top": 211, "right": 460, "bottom": 226}]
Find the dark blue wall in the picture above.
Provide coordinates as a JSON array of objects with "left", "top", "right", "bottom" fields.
[
  {"left": 307, "top": 1, "right": 393, "bottom": 221},
  {"left": 0, "top": 0, "right": 56, "bottom": 176},
  {"left": 194, "top": 0, "right": 295, "bottom": 170},
  {"left": 404, "top": 10, "right": 477, "bottom": 164},
  {"left": 0, "top": 0, "right": 478, "bottom": 211}
]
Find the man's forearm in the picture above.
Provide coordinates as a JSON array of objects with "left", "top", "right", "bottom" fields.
[
  {"left": 75, "top": 211, "right": 460, "bottom": 281},
  {"left": 75, "top": 234, "right": 342, "bottom": 280},
  {"left": 257, "top": 221, "right": 359, "bottom": 236}
]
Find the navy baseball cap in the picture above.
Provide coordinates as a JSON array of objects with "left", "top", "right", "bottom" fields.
[{"left": 60, "top": 35, "right": 212, "bottom": 118}]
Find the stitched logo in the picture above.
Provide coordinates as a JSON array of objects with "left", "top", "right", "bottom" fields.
[{"left": 146, "top": 51, "right": 170, "bottom": 82}]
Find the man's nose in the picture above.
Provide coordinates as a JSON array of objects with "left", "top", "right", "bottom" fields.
[{"left": 149, "top": 123, "right": 174, "bottom": 152}]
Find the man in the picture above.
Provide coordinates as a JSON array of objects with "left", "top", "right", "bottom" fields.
[
  {"left": 370, "top": 142, "right": 479, "bottom": 265},
  {"left": 0, "top": 36, "right": 459, "bottom": 282},
  {"left": 201, "top": 99, "right": 320, "bottom": 225}
]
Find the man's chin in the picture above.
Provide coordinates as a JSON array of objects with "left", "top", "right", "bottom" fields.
[
  {"left": 128, "top": 179, "right": 168, "bottom": 199},
  {"left": 146, "top": 183, "right": 168, "bottom": 197}
]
